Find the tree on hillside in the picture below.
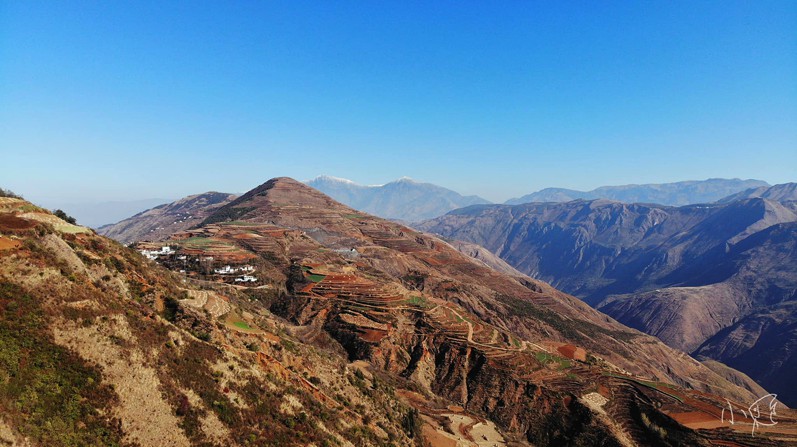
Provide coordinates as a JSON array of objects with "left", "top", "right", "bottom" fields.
[
  {"left": 53, "top": 209, "right": 77, "bottom": 225},
  {"left": 0, "top": 188, "right": 22, "bottom": 199}
]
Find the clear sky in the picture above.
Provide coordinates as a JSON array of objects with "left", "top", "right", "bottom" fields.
[{"left": 1, "top": 1, "right": 795, "bottom": 204}]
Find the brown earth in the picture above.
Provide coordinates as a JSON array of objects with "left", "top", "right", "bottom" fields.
[
  {"left": 0, "top": 213, "right": 36, "bottom": 230},
  {"left": 0, "top": 237, "right": 21, "bottom": 250}
]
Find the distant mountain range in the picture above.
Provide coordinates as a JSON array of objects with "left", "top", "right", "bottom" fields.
[
  {"left": 305, "top": 175, "right": 490, "bottom": 222},
  {"left": 419, "top": 183, "right": 797, "bottom": 405},
  {"left": 77, "top": 177, "right": 771, "bottom": 232},
  {"left": 505, "top": 178, "right": 769, "bottom": 206}
]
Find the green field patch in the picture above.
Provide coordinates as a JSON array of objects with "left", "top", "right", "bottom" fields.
[
  {"left": 180, "top": 237, "right": 218, "bottom": 248},
  {"left": 307, "top": 274, "right": 326, "bottom": 283},
  {"left": 217, "top": 221, "right": 262, "bottom": 226},
  {"left": 603, "top": 373, "right": 683, "bottom": 402},
  {"left": 56, "top": 223, "right": 92, "bottom": 234},
  {"left": 405, "top": 295, "right": 431, "bottom": 308},
  {"left": 224, "top": 313, "right": 261, "bottom": 333},
  {"left": 233, "top": 321, "right": 253, "bottom": 330},
  {"left": 535, "top": 351, "right": 572, "bottom": 369},
  {"left": 179, "top": 237, "right": 246, "bottom": 254}
]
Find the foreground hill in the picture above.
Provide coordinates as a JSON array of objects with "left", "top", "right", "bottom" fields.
[
  {"left": 419, "top": 194, "right": 797, "bottom": 405},
  {"left": 97, "top": 192, "right": 236, "bottom": 244},
  {"left": 306, "top": 175, "right": 490, "bottom": 222},
  {"left": 0, "top": 197, "right": 419, "bottom": 446},
  {"left": 134, "top": 176, "right": 797, "bottom": 445},
  {"left": 505, "top": 178, "right": 768, "bottom": 206}
]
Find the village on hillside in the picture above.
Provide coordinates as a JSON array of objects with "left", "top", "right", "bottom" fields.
[{"left": 136, "top": 243, "right": 260, "bottom": 285}]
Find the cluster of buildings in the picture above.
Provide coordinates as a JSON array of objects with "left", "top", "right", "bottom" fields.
[
  {"left": 234, "top": 275, "right": 257, "bottom": 283},
  {"left": 214, "top": 264, "right": 258, "bottom": 283},
  {"left": 213, "top": 264, "right": 255, "bottom": 275},
  {"left": 138, "top": 244, "right": 259, "bottom": 284},
  {"left": 139, "top": 245, "right": 176, "bottom": 260}
]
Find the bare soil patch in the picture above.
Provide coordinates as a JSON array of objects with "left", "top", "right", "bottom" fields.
[
  {"left": 0, "top": 213, "right": 35, "bottom": 230},
  {"left": 0, "top": 236, "right": 21, "bottom": 250},
  {"left": 359, "top": 329, "right": 388, "bottom": 343}
]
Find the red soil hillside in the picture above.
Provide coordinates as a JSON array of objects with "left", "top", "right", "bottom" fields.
[{"left": 133, "top": 177, "right": 797, "bottom": 446}]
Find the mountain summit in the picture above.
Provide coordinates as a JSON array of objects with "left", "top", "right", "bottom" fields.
[{"left": 306, "top": 175, "right": 490, "bottom": 222}]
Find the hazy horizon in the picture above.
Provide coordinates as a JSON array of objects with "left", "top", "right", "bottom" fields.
[
  {"left": 2, "top": 2, "right": 796, "bottom": 204},
  {"left": 17, "top": 174, "right": 785, "bottom": 207}
]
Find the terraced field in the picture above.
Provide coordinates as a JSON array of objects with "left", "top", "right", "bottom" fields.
[{"left": 142, "top": 178, "right": 797, "bottom": 446}]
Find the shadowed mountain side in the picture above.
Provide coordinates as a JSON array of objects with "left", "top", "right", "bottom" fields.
[
  {"left": 694, "top": 301, "right": 797, "bottom": 407},
  {"left": 597, "top": 284, "right": 752, "bottom": 353},
  {"left": 599, "top": 221, "right": 797, "bottom": 345},
  {"left": 698, "top": 360, "right": 769, "bottom": 398},
  {"left": 418, "top": 198, "right": 797, "bottom": 405}
]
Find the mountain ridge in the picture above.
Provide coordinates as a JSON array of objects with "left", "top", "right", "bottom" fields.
[
  {"left": 506, "top": 178, "right": 769, "bottom": 206},
  {"left": 419, "top": 189, "right": 797, "bottom": 405},
  {"left": 306, "top": 175, "right": 491, "bottom": 222},
  {"left": 97, "top": 191, "right": 237, "bottom": 244}
]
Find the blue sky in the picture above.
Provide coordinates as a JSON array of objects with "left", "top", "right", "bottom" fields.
[{"left": 1, "top": 1, "right": 795, "bottom": 204}]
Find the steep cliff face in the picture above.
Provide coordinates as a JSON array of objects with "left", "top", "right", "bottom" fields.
[{"left": 419, "top": 196, "right": 797, "bottom": 405}]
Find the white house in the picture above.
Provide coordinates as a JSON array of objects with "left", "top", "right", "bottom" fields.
[
  {"left": 215, "top": 265, "right": 255, "bottom": 275},
  {"left": 214, "top": 265, "right": 236, "bottom": 275},
  {"left": 234, "top": 275, "right": 257, "bottom": 283}
]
